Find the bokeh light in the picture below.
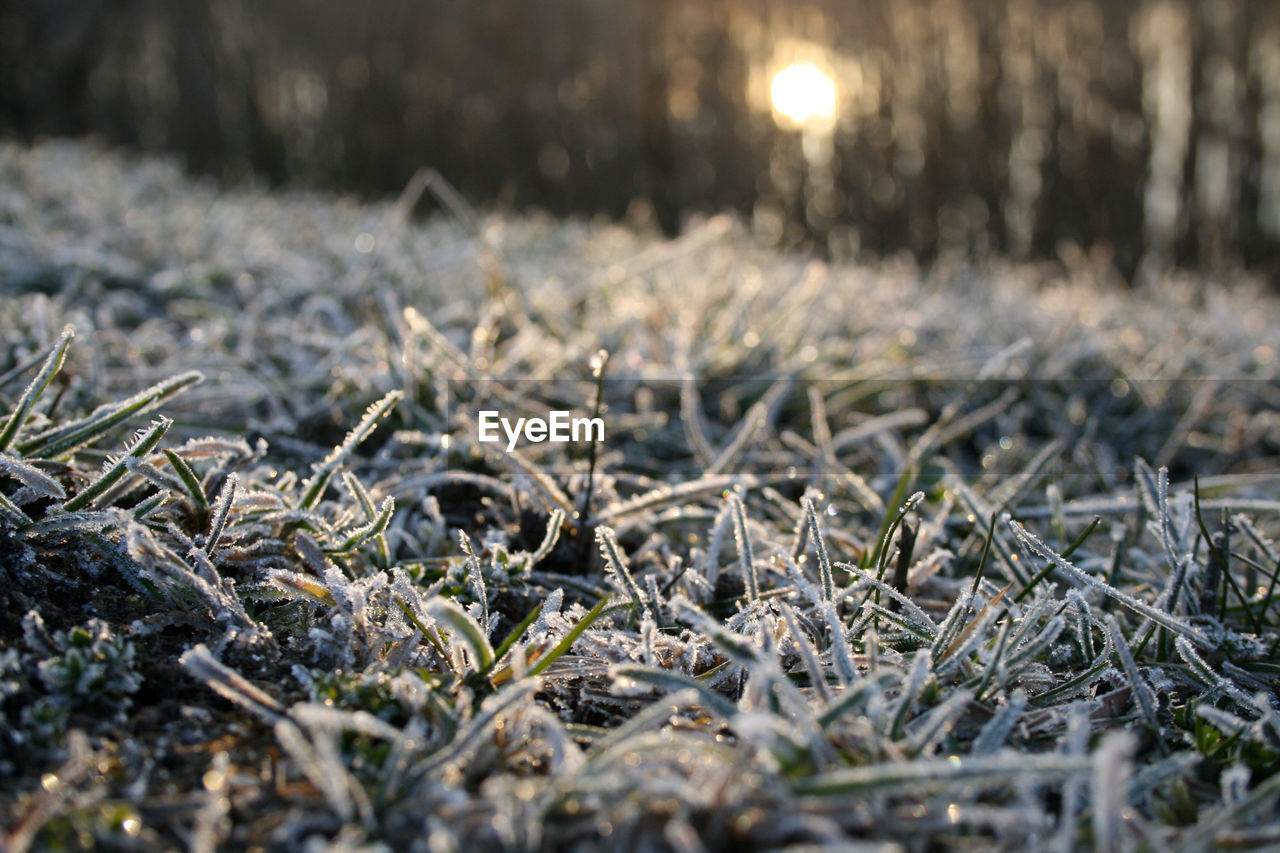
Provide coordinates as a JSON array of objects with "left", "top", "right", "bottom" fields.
[{"left": 770, "top": 61, "right": 837, "bottom": 129}]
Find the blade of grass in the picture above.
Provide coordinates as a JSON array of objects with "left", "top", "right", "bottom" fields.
[
  {"left": 333, "top": 497, "right": 395, "bottom": 554},
  {"left": 876, "top": 491, "right": 925, "bottom": 588},
  {"left": 0, "top": 325, "right": 73, "bottom": 453},
  {"left": 0, "top": 453, "right": 65, "bottom": 500},
  {"left": 862, "top": 467, "right": 914, "bottom": 570},
  {"left": 299, "top": 390, "right": 402, "bottom": 509},
  {"left": 529, "top": 508, "right": 565, "bottom": 567},
  {"left": 1014, "top": 515, "right": 1102, "bottom": 603},
  {"left": 817, "top": 672, "right": 896, "bottom": 729},
  {"left": 1009, "top": 520, "right": 1209, "bottom": 647},
  {"left": 1193, "top": 477, "right": 1260, "bottom": 633},
  {"left": 204, "top": 474, "right": 237, "bottom": 555},
  {"left": 393, "top": 596, "right": 453, "bottom": 672},
  {"left": 597, "top": 526, "right": 645, "bottom": 614},
  {"left": 888, "top": 515, "right": 918, "bottom": 613},
  {"left": 427, "top": 597, "right": 494, "bottom": 672},
  {"left": 21, "top": 371, "right": 201, "bottom": 459},
  {"left": 937, "top": 584, "right": 1010, "bottom": 669},
  {"left": 0, "top": 490, "right": 33, "bottom": 526},
  {"left": 797, "top": 752, "right": 1091, "bottom": 796},
  {"left": 528, "top": 594, "right": 614, "bottom": 676},
  {"left": 1106, "top": 615, "right": 1161, "bottom": 738},
  {"left": 577, "top": 349, "right": 608, "bottom": 525},
  {"left": 475, "top": 601, "right": 544, "bottom": 682},
  {"left": 802, "top": 495, "right": 834, "bottom": 602},
  {"left": 63, "top": 417, "right": 172, "bottom": 512},
  {"left": 609, "top": 664, "right": 737, "bottom": 719},
  {"left": 162, "top": 449, "right": 208, "bottom": 515},
  {"left": 271, "top": 569, "right": 337, "bottom": 605},
  {"left": 729, "top": 493, "right": 759, "bottom": 602},
  {"left": 970, "top": 509, "right": 999, "bottom": 596}
]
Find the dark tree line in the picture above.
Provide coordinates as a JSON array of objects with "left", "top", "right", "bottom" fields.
[{"left": 2, "top": 0, "right": 1277, "bottom": 276}]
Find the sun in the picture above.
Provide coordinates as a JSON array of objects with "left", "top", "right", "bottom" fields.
[{"left": 770, "top": 61, "right": 837, "bottom": 129}]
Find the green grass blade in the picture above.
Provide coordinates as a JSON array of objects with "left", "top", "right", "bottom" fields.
[
  {"left": 609, "top": 664, "right": 737, "bottom": 719},
  {"left": 862, "top": 466, "right": 914, "bottom": 570},
  {"left": 0, "top": 325, "right": 74, "bottom": 453},
  {"left": 475, "top": 601, "right": 545, "bottom": 681},
  {"left": 162, "top": 448, "right": 208, "bottom": 514},
  {"left": 1009, "top": 520, "right": 1210, "bottom": 647},
  {"left": 729, "top": 493, "right": 759, "bottom": 602},
  {"left": 528, "top": 508, "right": 565, "bottom": 567},
  {"left": 427, "top": 597, "right": 495, "bottom": 672},
  {"left": 20, "top": 371, "right": 201, "bottom": 459},
  {"left": 299, "top": 390, "right": 402, "bottom": 509},
  {"left": 63, "top": 417, "right": 172, "bottom": 512},
  {"left": 204, "top": 474, "right": 237, "bottom": 554},
  {"left": 970, "top": 509, "right": 999, "bottom": 595},
  {"left": 334, "top": 496, "right": 395, "bottom": 553},
  {"left": 597, "top": 526, "right": 645, "bottom": 613},
  {"left": 0, "top": 490, "right": 33, "bottom": 526},
  {"left": 1193, "top": 477, "right": 1260, "bottom": 633},
  {"left": 0, "top": 453, "right": 66, "bottom": 500},
  {"left": 801, "top": 495, "right": 834, "bottom": 601},
  {"left": 340, "top": 471, "right": 392, "bottom": 567},
  {"left": 1015, "top": 515, "right": 1102, "bottom": 603},
  {"left": 528, "top": 594, "right": 613, "bottom": 676},
  {"left": 797, "top": 753, "right": 1091, "bottom": 796}
]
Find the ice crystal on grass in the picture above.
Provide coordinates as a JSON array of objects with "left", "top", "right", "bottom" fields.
[{"left": 2, "top": 139, "right": 1280, "bottom": 851}]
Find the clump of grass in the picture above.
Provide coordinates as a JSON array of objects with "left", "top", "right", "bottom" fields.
[{"left": 1, "top": 139, "right": 1279, "bottom": 851}]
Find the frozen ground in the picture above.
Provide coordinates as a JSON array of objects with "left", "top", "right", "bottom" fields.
[{"left": 2, "top": 139, "right": 1280, "bottom": 851}]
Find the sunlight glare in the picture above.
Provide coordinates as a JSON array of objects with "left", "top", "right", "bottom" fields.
[{"left": 770, "top": 62, "right": 837, "bottom": 129}]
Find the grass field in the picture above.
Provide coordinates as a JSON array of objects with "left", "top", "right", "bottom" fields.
[{"left": 2, "top": 139, "right": 1280, "bottom": 851}]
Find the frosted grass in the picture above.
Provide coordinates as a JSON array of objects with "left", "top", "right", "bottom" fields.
[{"left": 0, "top": 140, "right": 1278, "bottom": 851}]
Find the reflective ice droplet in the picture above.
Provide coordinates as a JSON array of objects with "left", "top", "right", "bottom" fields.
[
  {"left": 590, "top": 349, "right": 609, "bottom": 377},
  {"left": 826, "top": 505, "right": 837, "bottom": 516}
]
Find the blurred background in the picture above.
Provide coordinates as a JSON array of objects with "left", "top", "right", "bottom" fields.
[{"left": 3, "top": 0, "right": 1278, "bottom": 278}]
